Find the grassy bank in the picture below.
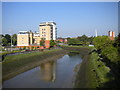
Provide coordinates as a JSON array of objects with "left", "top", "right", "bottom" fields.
[
  {"left": 2, "top": 49, "right": 66, "bottom": 81},
  {"left": 61, "top": 46, "right": 93, "bottom": 87},
  {"left": 75, "top": 49, "right": 112, "bottom": 88},
  {"left": 61, "top": 45, "right": 93, "bottom": 58},
  {"left": 61, "top": 46, "right": 112, "bottom": 88}
]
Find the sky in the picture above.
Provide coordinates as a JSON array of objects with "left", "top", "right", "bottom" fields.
[{"left": 2, "top": 2, "right": 118, "bottom": 38}]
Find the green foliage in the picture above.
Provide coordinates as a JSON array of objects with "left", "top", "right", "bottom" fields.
[
  {"left": 67, "top": 35, "right": 93, "bottom": 46},
  {"left": 31, "top": 46, "right": 34, "bottom": 50},
  {"left": 56, "top": 40, "right": 61, "bottom": 43},
  {"left": 2, "top": 37, "right": 8, "bottom": 46},
  {"left": 101, "top": 45, "right": 118, "bottom": 63},
  {"left": 2, "top": 34, "right": 17, "bottom": 46},
  {"left": 12, "top": 34, "right": 17, "bottom": 46},
  {"left": 77, "top": 34, "right": 88, "bottom": 42},
  {"left": 4, "top": 34, "right": 11, "bottom": 43},
  {"left": 93, "top": 35, "right": 119, "bottom": 63},
  {"left": 114, "top": 33, "right": 120, "bottom": 54},
  {"left": 50, "top": 40, "right": 56, "bottom": 48},
  {"left": 93, "top": 36, "right": 113, "bottom": 50},
  {"left": 37, "top": 46, "right": 39, "bottom": 48},
  {"left": 67, "top": 38, "right": 81, "bottom": 45},
  {"left": 23, "top": 46, "right": 26, "bottom": 50},
  {"left": 87, "top": 52, "right": 111, "bottom": 88},
  {"left": 40, "top": 38, "right": 45, "bottom": 46}
]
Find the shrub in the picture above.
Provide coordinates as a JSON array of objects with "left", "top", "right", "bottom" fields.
[{"left": 101, "top": 45, "right": 118, "bottom": 63}]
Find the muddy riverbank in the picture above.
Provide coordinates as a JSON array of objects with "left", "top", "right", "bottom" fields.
[
  {"left": 3, "top": 49, "right": 67, "bottom": 81},
  {"left": 3, "top": 53, "right": 82, "bottom": 88}
]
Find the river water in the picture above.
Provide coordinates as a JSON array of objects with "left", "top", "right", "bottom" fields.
[{"left": 3, "top": 54, "right": 82, "bottom": 88}]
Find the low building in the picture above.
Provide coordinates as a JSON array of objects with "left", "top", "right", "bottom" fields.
[
  {"left": 56, "top": 38, "right": 67, "bottom": 43},
  {"left": 17, "top": 31, "right": 31, "bottom": 46}
]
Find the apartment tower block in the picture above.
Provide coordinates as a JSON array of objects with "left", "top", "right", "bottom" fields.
[{"left": 17, "top": 21, "right": 57, "bottom": 48}]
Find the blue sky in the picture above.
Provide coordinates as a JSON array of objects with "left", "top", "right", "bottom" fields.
[{"left": 2, "top": 2, "right": 118, "bottom": 37}]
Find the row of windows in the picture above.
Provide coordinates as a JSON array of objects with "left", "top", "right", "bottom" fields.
[
  {"left": 41, "top": 28, "right": 46, "bottom": 30},
  {"left": 42, "top": 32, "right": 46, "bottom": 34},
  {"left": 42, "top": 35, "right": 46, "bottom": 37}
]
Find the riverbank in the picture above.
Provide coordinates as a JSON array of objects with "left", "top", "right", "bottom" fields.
[
  {"left": 61, "top": 46, "right": 92, "bottom": 87},
  {"left": 2, "top": 49, "right": 67, "bottom": 81},
  {"left": 61, "top": 46, "right": 112, "bottom": 88}
]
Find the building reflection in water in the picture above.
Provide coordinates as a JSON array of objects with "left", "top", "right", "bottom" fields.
[{"left": 40, "top": 60, "right": 56, "bottom": 82}]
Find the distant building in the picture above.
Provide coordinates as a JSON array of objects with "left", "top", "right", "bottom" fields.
[
  {"left": 17, "top": 21, "right": 57, "bottom": 48},
  {"left": 56, "top": 37, "right": 67, "bottom": 43},
  {"left": 33, "top": 31, "right": 40, "bottom": 45},
  {"left": 17, "top": 31, "right": 32, "bottom": 46},
  {"left": 108, "top": 31, "right": 115, "bottom": 40}
]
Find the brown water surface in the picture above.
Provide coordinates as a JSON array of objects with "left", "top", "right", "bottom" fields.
[{"left": 3, "top": 54, "right": 82, "bottom": 88}]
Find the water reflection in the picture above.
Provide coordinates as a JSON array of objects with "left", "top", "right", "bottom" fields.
[
  {"left": 40, "top": 61, "right": 56, "bottom": 82},
  {"left": 3, "top": 54, "right": 82, "bottom": 88},
  {"left": 68, "top": 52, "right": 80, "bottom": 57}
]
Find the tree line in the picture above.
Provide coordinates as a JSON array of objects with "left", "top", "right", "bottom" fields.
[
  {"left": 67, "top": 35, "right": 94, "bottom": 46},
  {"left": 1, "top": 34, "right": 17, "bottom": 46},
  {"left": 93, "top": 33, "right": 120, "bottom": 88}
]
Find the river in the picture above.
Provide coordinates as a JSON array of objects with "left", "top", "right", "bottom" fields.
[{"left": 3, "top": 54, "right": 82, "bottom": 88}]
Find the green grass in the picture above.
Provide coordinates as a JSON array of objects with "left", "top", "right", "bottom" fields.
[
  {"left": 1, "top": 50, "right": 25, "bottom": 56},
  {"left": 2, "top": 49, "right": 66, "bottom": 81}
]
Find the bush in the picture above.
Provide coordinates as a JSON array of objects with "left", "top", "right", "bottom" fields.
[
  {"left": 93, "top": 36, "right": 113, "bottom": 50},
  {"left": 101, "top": 45, "right": 118, "bottom": 63},
  {"left": 23, "top": 46, "right": 26, "bottom": 50}
]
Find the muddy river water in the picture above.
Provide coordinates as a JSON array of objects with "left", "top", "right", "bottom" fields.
[{"left": 3, "top": 54, "right": 83, "bottom": 88}]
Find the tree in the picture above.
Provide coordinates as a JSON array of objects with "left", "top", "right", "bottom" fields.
[
  {"left": 2, "top": 37, "right": 8, "bottom": 46},
  {"left": 31, "top": 46, "right": 34, "bottom": 50},
  {"left": 40, "top": 38, "right": 45, "bottom": 46},
  {"left": 23, "top": 46, "right": 26, "bottom": 50},
  {"left": 101, "top": 45, "right": 118, "bottom": 63},
  {"left": 114, "top": 33, "right": 120, "bottom": 54},
  {"left": 12, "top": 34, "right": 17, "bottom": 46},
  {"left": 67, "top": 38, "right": 81, "bottom": 45},
  {"left": 93, "top": 36, "right": 113, "bottom": 50},
  {"left": 0, "top": 34, "right": 4, "bottom": 45},
  {"left": 77, "top": 35, "right": 88, "bottom": 42},
  {"left": 50, "top": 40, "right": 56, "bottom": 48},
  {"left": 4, "top": 34, "right": 11, "bottom": 43},
  {"left": 77, "top": 35, "right": 93, "bottom": 45}
]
